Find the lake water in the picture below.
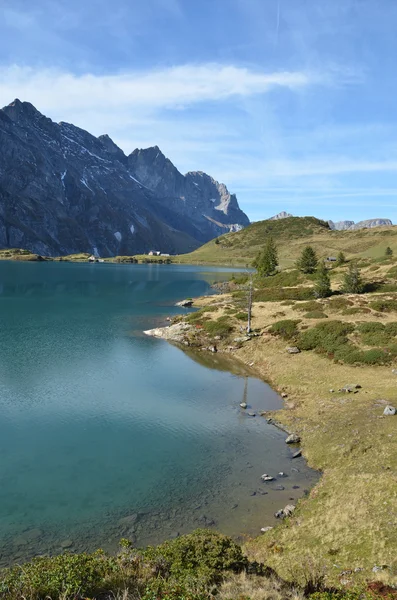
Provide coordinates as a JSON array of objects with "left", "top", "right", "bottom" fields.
[{"left": 0, "top": 262, "right": 318, "bottom": 563}]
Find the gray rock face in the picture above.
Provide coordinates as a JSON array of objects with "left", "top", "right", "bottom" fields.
[
  {"left": 128, "top": 147, "right": 250, "bottom": 242},
  {"left": 0, "top": 99, "right": 249, "bottom": 256},
  {"left": 328, "top": 219, "right": 393, "bottom": 231},
  {"left": 269, "top": 211, "right": 293, "bottom": 220}
]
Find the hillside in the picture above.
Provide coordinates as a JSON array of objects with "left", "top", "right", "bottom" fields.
[
  {"left": 176, "top": 216, "right": 397, "bottom": 266},
  {"left": 0, "top": 99, "right": 249, "bottom": 257}
]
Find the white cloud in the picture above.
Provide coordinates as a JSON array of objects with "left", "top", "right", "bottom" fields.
[{"left": 0, "top": 63, "right": 311, "bottom": 116}]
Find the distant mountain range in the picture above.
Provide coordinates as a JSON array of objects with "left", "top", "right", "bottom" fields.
[
  {"left": 0, "top": 99, "right": 249, "bottom": 256},
  {"left": 270, "top": 212, "right": 393, "bottom": 230}
]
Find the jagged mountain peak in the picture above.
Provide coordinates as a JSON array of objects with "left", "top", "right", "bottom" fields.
[
  {"left": 3, "top": 99, "right": 47, "bottom": 123},
  {"left": 0, "top": 99, "right": 249, "bottom": 256},
  {"left": 97, "top": 134, "right": 126, "bottom": 160}
]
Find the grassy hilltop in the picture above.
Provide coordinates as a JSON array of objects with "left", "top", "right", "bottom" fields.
[{"left": 175, "top": 217, "right": 397, "bottom": 267}]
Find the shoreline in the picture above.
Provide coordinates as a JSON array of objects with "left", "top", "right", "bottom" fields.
[{"left": 143, "top": 290, "right": 397, "bottom": 586}]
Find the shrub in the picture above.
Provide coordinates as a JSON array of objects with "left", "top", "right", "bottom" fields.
[
  {"left": 327, "top": 297, "right": 353, "bottom": 310},
  {"left": 203, "top": 316, "right": 233, "bottom": 337},
  {"left": 292, "top": 301, "right": 320, "bottom": 312},
  {"left": 269, "top": 319, "right": 301, "bottom": 340},
  {"left": 336, "top": 251, "right": 346, "bottom": 266},
  {"left": 304, "top": 311, "right": 328, "bottom": 319},
  {"left": 385, "top": 246, "right": 393, "bottom": 257},
  {"left": 341, "top": 307, "right": 371, "bottom": 315},
  {"left": 370, "top": 299, "right": 397, "bottom": 312},
  {"left": 298, "top": 321, "right": 355, "bottom": 355},
  {"left": 254, "top": 287, "right": 314, "bottom": 302},
  {"left": 0, "top": 551, "right": 114, "bottom": 600},
  {"left": 143, "top": 530, "right": 247, "bottom": 583},
  {"left": 235, "top": 312, "right": 248, "bottom": 320}
]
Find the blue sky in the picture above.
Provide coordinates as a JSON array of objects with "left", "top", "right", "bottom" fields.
[{"left": 1, "top": 0, "right": 397, "bottom": 223}]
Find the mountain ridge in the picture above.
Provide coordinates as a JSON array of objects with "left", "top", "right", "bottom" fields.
[{"left": 0, "top": 99, "right": 249, "bottom": 256}]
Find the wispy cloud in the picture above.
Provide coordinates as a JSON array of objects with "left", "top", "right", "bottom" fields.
[{"left": 0, "top": 63, "right": 313, "bottom": 116}]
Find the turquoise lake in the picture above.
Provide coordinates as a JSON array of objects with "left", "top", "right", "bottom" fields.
[{"left": 0, "top": 262, "right": 318, "bottom": 563}]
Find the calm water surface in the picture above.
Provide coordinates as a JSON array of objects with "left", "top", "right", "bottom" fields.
[{"left": 0, "top": 262, "right": 318, "bottom": 563}]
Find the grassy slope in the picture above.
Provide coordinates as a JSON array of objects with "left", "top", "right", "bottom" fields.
[
  {"left": 187, "top": 262, "right": 397, "bottom": 586},
  {"left": 174, "top": 217, "right": 397, "bottom": 267}
]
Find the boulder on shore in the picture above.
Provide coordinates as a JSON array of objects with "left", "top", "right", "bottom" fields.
[
  {"left": 286, "top": 347, "right": 300, "bottom": 354},
  {"left": 384, "top": 405, "right": 396, "bottom": 416},
  {"left": 175, "top": 299, "right": 193, "bottom": 307},
  {"left": 144, "top": 322, "right": 192, "bottom": 343},
  {"left": 285, "top": 433, "right": 301, "bottom": 445}
]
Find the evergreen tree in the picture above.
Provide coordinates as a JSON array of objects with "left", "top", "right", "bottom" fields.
[
  {"left": 341, "top": 262, "right": 364, "bottom": 294},
  {"left": 385, "top": 246, "right": 393, "bottom": 257},
  {"left": 296, "top": 246, "right": 318, "bottom": 274},
  {"left": 336, "top": 251, "right": 346, "bottom": 266},
  {"left": 314, "top": 262, "right": 332, "bottom": 298},
  {"left": 253, "top": 237, "right": 278, "bottom": 277}
]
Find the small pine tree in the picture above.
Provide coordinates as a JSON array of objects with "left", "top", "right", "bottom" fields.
[
  {"left": 336, "top": 251, "right": 346, "bottom": 266},
  {"left": 385, "top": 246, "right": 393, "bottom": 257},
  {"left": 296, "top": 246, "right": 318, "bottom": 274},
  {"left": 314, "top": 262, "right": 332, "bottom": 298},
  {"left": 253, "top": 237, "right": 278, "bottom": 277},
  {"left": 341, "top": 262, "right": 364, "bottom": 294}
]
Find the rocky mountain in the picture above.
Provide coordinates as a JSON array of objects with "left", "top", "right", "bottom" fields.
[
  {"left": 269, "top": 211, "right": 293, "bottom": 220},
  {"left": 0, "top": 99, "right": 249, "bottom": 257},
  {"left": 328, "top": 219, "right": 393, "bottom": 231}
]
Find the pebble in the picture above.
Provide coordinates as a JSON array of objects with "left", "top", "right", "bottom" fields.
[
  {"left": 260, "top": 526, "right": 273, "bottom": 533},
  {"left": 261, "top": 474, "right": 275, "bottom": 482}
]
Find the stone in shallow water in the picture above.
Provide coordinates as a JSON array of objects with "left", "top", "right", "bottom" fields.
[
  {"left": 13, "top": 528, "right": 42, "bottom": 546},
  {"left": 285, "top": 433, "right": 300, "bottom": 444},
  {"left": 61, "top": 539, "right": 73, "bottom": 549}
]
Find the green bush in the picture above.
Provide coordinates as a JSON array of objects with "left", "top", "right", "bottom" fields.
[
  {"left": 292, "top": 301, "right": 320, "bottom": 312},
  {"left": 370, "top": 299, "right": 397, "bottom": 312},
  {"left": 304, "top": 311, "right": 328, "bottom": 319},
  {"left": 327, "top": 297, "right": 353, "bottom": 310},
  {"left": 269, "top": 319, "right": 301, "bottom": 340},
  {"left": 254, "top": 287, "right": 314, "bottom": 302},
  {"left": 298, "top": 321, "right": 355, "bottom": 355},
  {"left": 235, "top": 312, "right": 248, "bottom": 320},
  {"left": 143, "top": 530, "right": 247, "bottom": 583},
  {"left": 203, "top": 316, "right": 233, "bottom": 337},
  {"left": 0, "top": 551, "right": 114, "bottom": 600},
  {"left": 341, "top": 307, "right": 371, "bottom": 315}
]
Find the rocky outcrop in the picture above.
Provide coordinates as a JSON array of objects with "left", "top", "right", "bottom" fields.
[
  {"left": 328, "top": 219, "right": 393, "bottom": 231},
  {"left": 269, "top": 211, "right": 293, "bottom": 220},
  {"left": 128, "top": 147, "right": 250, "bottom": 242},
  {"left": 0, "top": 99, "right": 250, "bottom": 256},
  {"left": 143, "top": 322, "right": 193, "bottom": 343}
]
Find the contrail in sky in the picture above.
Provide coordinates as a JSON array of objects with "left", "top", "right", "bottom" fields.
[{"left": 276, "top": 0, "right": 281, "bottom": 45}]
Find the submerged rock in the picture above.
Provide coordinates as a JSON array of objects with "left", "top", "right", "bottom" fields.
[{"left": 240, "top": 402, "right": 247, "bottom": 409}]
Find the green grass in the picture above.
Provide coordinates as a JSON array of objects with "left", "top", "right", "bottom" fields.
[{"left": 173, "top": 217, "right": 397, "bottom": 267}]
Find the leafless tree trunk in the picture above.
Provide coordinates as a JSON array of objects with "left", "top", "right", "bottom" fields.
[{"left": 247, "top": 273, "right": 253, "bottom": 333}]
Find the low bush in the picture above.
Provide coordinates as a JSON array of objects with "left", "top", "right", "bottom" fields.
[
  {"left": 341, "top": 307, "right": 371, "bottom": 315},
  {"left": 370, "top": 299, "right": 397, "bottom": 312},
  {"left": 254, "top": 287, "right": 314, "bottom": 302},
  {"left": 0, "top": 550, "right": 114, "bottom": 600},
  {"left": 203, "top": 316, "right": 233, "bottom": 337},
  {"left": 292, "top": 301, "right": 320, "bottom": 312},
  {"left": 269, "top": 319, "right": 301, "bottom": 340},
  {"left": 235, "top": 311, "right": 248, "bottom": 320},
  {"left": 143, "top": 530, "right": 247, "bottom": 583},
  {"left": 298, "top": 321, "right": 355, "bottom": 355},
  {"left": 304, "top": 311, "right": 328, "bottom": 319},
  {"left": 327, "top": 297, "right": 353, "bottom": 310}
]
